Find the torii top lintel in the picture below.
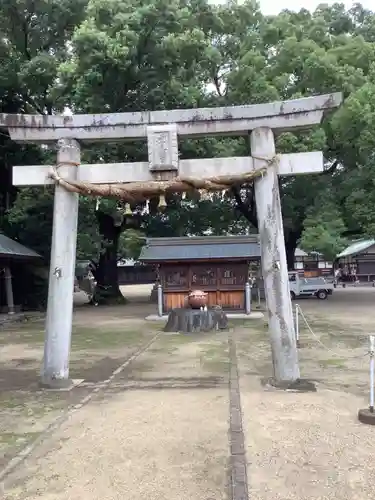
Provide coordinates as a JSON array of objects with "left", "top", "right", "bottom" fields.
[{"left": 0, "top": 92, "right": 342, "bottom": 143}]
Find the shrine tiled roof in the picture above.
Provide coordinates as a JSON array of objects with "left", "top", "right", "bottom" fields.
[
  {"left": 139, "top": 235, "right": 261, "bottom": 262},
  {"left": 0, "top": 233, "right": 41, "bottom": 259}
]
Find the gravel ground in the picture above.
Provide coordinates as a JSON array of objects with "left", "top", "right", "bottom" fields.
[
  {"left": 235, "top": 288, "right": 375, "bottom": 500},
  {"left": 240, "top": 378, "right": 375, "bottom": 500},
  {"left": 3, "top": 333, "right": 230, "bottom": 500}
]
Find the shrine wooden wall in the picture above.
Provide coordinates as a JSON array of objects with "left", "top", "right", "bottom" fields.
[
  {"left": 164, "top": 290, "right": 245, "bottom": 311},
  {"left": 117, "top": 265, "right": 156, "bottom": 285},
  {"left": 160, "top": 261, "right": 250, "bottom": 312}
]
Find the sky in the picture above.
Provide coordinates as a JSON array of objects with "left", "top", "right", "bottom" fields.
[
  {"left": 260, "top": 0, "right": 373, "bottom": 15},
  {"left": 214, "top": 0, "right": 374, "bottom": 16}
]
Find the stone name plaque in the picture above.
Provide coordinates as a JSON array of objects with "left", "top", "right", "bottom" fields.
[{"left": 147, "top": 124, "right": 178, "bottom": 171}]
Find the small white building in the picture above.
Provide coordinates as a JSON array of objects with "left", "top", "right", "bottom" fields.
[{"left": 294, "top": 248, "right": 332, "bottom": 277}]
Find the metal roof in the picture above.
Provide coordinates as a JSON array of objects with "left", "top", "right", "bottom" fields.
[
  {"left": 295, "top": 248, "right": 308, "bottom": 257},
  {"left": 0, "top": 233, "right": 41, "bottom": 259},
  {"left": 336, "top": 239, "right": 375, "bottom": 259},
  {"left": 139, "top": 236, "right": 261, "bottom": 262}
]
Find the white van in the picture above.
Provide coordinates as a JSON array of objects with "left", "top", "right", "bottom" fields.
[{"left": 288, "top": 272, "right": 334, "bottom": 300}]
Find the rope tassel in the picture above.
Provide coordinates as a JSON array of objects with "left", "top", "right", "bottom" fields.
[
  {"left": 158, "top": 195, "right": 167, "bottom": 209},
  {"left": 124, "top": 203, "right": 133, "bottom": 215},
  {"left": 144, "top": 199, "right": 150, "bottom": 214}
]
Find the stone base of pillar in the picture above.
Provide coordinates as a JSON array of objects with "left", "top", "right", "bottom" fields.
[
  {"left": 40, "top": 377, "right": 84, "bottom": 391},
  {"left": 0, "top": 305, "right": 21, "bottom": 314},
  {"left": 358, "top": 408, "right": 375, "bottom": 425},
  {"left": 261, "top": 377, "right": 316, "bottom": 393}
]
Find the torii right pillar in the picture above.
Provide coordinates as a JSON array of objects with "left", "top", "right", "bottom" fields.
[{"left": 251, "top": 127, "right": 308, "bottom": 384}]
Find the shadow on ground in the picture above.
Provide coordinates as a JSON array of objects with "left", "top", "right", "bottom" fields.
[
  {"left": 0, "top": 353, "right": 148, "bottom": 394},
  {"left": 97, "top": 376, "right": 227, "bottom": 398}
]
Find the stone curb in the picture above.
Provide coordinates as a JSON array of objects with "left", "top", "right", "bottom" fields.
[{"left": 229, "top": 334, "right": 249, "bottom": 500}]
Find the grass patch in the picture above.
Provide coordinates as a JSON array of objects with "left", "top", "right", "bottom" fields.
[
  {"left": 326, "top": 332, "right": 368, "bottom": 349},
  {"left": 148, "top": 345, "right": 179, "bottom": 355},
  {"left": 158, "top": 333, "right": 198, "bottom": 346},
  {"left": 298, "top": 321, "right": 368, "bottom": 350},
  {"left": 0, "top": 431, "right": 40, "bottom": 447},
  {"left": 0, "top": 432, "right": 41, "bottom": 463},
  {"left": 122, "top": 359, "right": 156, "bottom": 378},
  {"left": 235, "top": 325, "right": 268, "bottom": 350},
  {"left": 0, "top": 325, "right": 45, "bottom": 345},
  {"left": 0, "top": 393, "right": 66, "bottom": 415},
  {"left": 201, "top": 358, "right": 229, "bottom": 373},
  {"left": 148, "top": 332, "right": 204, "bottom": 355},
  {"left": 71, "top": 327, "right": 146, "bottom": 350},
  {"left": 319, "top": 358, "right": 347, "bottom": 369},
  {"left": 229, "top": 319, "right": 265, "bottom": 329},
  {"left": 199, "top": 342, "right": 229, "bottom": 374},
  {"left": 297, "top": 317, "right": 366, "bottom": 337},
  {"left": 1, "top": 321, "right": 162, "bottom": 349}
]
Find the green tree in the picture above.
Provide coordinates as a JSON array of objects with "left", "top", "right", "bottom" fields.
[
  {"left": 331, "top": 75, "right": 375, "bottom": 238},
  {"left": 6, "top": 0, "right": 375, "bottom": 306},
  {"left": 52, "top": 0, "right": 223, "bottom": 302},
  {"left": 0, "top": 0, "right": 88, "bottom": 215},
  {"left": 216, "top": 2, "right": 375, "bottom": 266},
  {"left": 299, "top": 195, "right": 348, "bottom": 260},
  {"left": 0, "top": 0, "right": 87, "bottom": 310},
  {"left": 6, "top": 188, "right": 101, "bottom": 260},
  {"left": 118, "top": 229, "right": 146, "bottom": 261}
]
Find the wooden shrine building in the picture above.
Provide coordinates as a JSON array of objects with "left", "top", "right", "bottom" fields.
[
  {"left": 0, "top": 233, "right": 42, "bottom": 313},
  {"left": 335, "top": 239, "right": 375, "bottom": 282},
  {"left": 139, "top": 235, "right": 261, "bottom": 312}
]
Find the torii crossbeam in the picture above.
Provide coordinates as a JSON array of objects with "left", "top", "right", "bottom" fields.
[{"left": 0, "top": 92, "right": 342, "bottom": 388}]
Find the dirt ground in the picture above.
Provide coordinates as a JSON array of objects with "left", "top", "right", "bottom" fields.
[
  {"left": 1, "top": 284, "right": 375, "bottom": 499},
  {"left": 290, "top": 285, "right": 375, "bottom": 329},
  {"left": 238, "top": 287, "right": 375, "bottom": 500},
  {"left": 0, "top": 285, "right": 159, "bottom": 472}
]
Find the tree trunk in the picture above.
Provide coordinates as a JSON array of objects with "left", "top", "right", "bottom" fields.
[
  {"left": 285, "top": 231, "right": 300, "bottom": 271},
  {"left": 164, "top": 307, "right": 228, "bottom": 333},
  {"left": 93, "top": 211, "right": 125, "bottom": 305},
  {"left": 231, "top": 186, "right": 302, "bottom": 272}
]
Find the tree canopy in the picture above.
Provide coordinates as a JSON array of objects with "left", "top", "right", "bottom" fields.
[{"left": 2, "top": 0, "right": 375, "bottom": 302}]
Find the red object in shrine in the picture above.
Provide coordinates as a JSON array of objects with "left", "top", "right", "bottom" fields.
[{"left": 188, "top": 290, "right": 208, "bottom": 309}]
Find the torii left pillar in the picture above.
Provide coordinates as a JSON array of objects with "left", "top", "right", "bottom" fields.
[{"left": 41, "top": 139, "right": 80, "bottom": 388}]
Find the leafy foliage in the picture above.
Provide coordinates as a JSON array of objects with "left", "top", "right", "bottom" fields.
[
  {"left": 2, "top": 1, "right": 375, "bottom": 305},
  {"left": 299, "top": 195, "right": 348, "bottom": 260}
]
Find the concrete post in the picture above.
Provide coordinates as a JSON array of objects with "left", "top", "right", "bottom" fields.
[
  {"left": 251, "top": 127, "right": 300, "bottom": 383},
  {"left": 41, "top": 139, "right": 80, "bottom": 388},
  {"left": 157, "top": 284, "right": 163, "bottom": 317},
  {"left": 245, "top": 281, "right": 251, "bottom": 315},
  {"left": 4, "top": 266, "right": 15, "bottom": 314}
]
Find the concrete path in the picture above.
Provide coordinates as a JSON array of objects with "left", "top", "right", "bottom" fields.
[{"left": 3, "top": 333, "right": 231, "bottom": 500}]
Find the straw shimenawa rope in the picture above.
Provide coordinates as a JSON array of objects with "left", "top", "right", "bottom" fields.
[{"left": 49, "top": 155, "right": 279, "bottom": 202}]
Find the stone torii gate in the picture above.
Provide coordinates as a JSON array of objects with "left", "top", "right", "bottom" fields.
[{"left": 0, "top": 92, "right": 342, "bottom": 388}]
